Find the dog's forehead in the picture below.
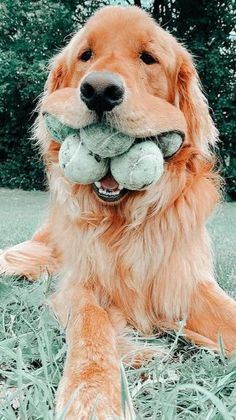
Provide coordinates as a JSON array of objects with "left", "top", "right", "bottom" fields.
[
  {"left": 86, "top": 6, "right": 155, "bottom": 28},
  {"left": 83, "top": 6, "right": 157, "bottom": 48}
]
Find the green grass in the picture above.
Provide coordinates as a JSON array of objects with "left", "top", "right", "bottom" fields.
[{"left": 0, "top": 188, "right": 235, "bottom": 419}]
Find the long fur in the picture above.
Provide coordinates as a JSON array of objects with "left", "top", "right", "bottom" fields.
[{"left": 1, "top": 6, "right": 236, "bottom": 419}]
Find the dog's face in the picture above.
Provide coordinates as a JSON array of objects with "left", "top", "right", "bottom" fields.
[
  {"left": 73, "top": 9, "right": 174, "bottom": 131},
  {"left": 48, "top": 7, "right": 183, "bottom": 132},
  {"left": 42, "top": 6, "right": 216, "bottom": 207}
]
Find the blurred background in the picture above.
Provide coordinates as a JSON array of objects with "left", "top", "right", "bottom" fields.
[{"left": 0, "top": 0, "right": 235, "bottom": 199}]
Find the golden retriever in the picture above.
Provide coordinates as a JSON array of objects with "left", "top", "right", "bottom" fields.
[{"left": 1, "top": 6, "right": 236, "bottom": 419}]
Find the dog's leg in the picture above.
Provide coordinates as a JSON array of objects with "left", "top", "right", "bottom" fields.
[
  {"left": 184, "top": 281, "right": 236, "bottom": 354},
  {"left": 49, "top": 287, "right": 121, "bottom": 419},
  {"left": 0, "top": 224, "right": 58, "bottom": 280}
]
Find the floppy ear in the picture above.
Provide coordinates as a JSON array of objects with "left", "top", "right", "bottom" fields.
[
  {"left": 45, "top": 51, "right": 70, "bottom": 94},
  {"left": 44, "top": 29, "right": 84, "bottom": 94},
  {"left": 176, "top": 50, "right": 218, "bottom": 154}
]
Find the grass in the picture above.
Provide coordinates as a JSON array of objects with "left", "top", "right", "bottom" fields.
[{"left": 0, "top": 188, "right": 236, "bottom": 419}]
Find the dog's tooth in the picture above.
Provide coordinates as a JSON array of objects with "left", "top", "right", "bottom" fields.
[
  {"left": 118, "top": 184, "right": 124, "bottom": 190},
  {"left": 95, "top": 181, "right": 101, "bottom": 188},
  {"left": 97, "top": 186, "right": 121, "bottom": 197}
]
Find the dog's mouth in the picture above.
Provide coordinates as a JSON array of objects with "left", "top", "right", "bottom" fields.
[
  {"left": 91, "top": 135, "right": 155, "bottom": 203},
  {"left": 92, "top": 171, "right": 129, "bottom": 202}
]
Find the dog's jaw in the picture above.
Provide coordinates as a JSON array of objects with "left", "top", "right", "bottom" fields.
[{"left": 92, "top": 182, "right": 129, "bottom": 203}]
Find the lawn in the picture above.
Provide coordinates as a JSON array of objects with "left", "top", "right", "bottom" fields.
[{"left": 0, "top": 188, "right": 236, "bottom": 419}]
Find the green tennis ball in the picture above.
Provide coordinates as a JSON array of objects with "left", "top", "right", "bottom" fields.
[
  {"left": 44, "top": 113, "right": 78, "bottom": 143},
  {"left": 80, "top": 123, "right": 135, "bottom": 158},
  {"left": 110, "top": 141, "right": 164, "bottom": 190},
  {"left": 59, "top": 135, "right": 109, "bottom": 184},
  {"left": 157, "top": 132, "right": 183, "bottom": 158}
]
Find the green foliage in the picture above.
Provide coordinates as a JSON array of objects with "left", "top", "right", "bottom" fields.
[
  {"left": 0, "top": 0, "right": 80, "bottom": 190},
  {"left": 0, "top": 0, "right": 235, "bottom": 198}
]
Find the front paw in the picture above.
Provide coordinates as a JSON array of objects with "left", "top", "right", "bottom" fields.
[
  {"left": 55, "top": 374, "right": 121, "bottom": 420},
  {"left": 0, "top": 241, "right": 57, "bottom": 280}
]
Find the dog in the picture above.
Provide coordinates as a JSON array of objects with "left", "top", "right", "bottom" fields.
[{"left": 1, "top": 5, "right": 236, "bottom": 419}]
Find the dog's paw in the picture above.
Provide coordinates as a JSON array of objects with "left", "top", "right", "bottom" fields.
[
  {"left": 0, "top": 241, "right": 57, "bottom": 280},
  {"left": 55, "top": 375, "right": 121, "bottom": 420}
]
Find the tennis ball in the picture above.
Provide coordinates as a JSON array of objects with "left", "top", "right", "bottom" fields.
[
  {"left": 110, "top": 141, "right": 164, "bottom": 190},
  {"left": 59, "top": 135, "right": 109, "bottom": 184},
  {"left": 44, "top": 113, "right": 77, "bottom": 144},
  {"left": 80, "top": 123, "right": 135, "bottom": 158},
  {"left": 157, "top": 132, "right": 183, "bottom": 158}
]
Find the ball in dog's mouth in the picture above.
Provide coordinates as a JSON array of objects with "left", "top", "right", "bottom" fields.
[{"left": 92, "top": 171, "right": 128, "bottom": 202}]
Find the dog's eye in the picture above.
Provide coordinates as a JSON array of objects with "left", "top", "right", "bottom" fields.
[
  {"left": 79, "top": 50, "right": 93, "bottom": 62},
  {"left": 140, "top": 52, "right": 157, "bottom": 65}
]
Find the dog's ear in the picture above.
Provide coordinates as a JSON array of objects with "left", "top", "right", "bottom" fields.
[
  {"left": 45, "top": 29, "right": 84, "bottom": 94},
  {"left": 45, "top": 51, "right": 70, "bottom": 94},
  {"left": 176, "top": 50, "right": 218, "bottom": 154}
]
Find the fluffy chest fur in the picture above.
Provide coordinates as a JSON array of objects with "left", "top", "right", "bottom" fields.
[{"left": 49, "top": 169, "right": 215, "bottom": 334}]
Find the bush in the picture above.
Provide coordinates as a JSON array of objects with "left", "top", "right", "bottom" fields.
[{"left": 0, "top": 0, "right": 79, "bottom": 190}]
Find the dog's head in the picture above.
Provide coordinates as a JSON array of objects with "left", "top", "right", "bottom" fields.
[{"left": 37, "top": 6, "right": 218, "bottom": 218}]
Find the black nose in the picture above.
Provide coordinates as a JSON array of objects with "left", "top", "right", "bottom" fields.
[{"left": 80, "top": 71, "right": 124, "bottom": 116}]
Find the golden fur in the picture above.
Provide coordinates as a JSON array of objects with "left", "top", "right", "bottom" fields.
[{"left": 1, "top": 6, "right": 236, "bottom": 419}]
